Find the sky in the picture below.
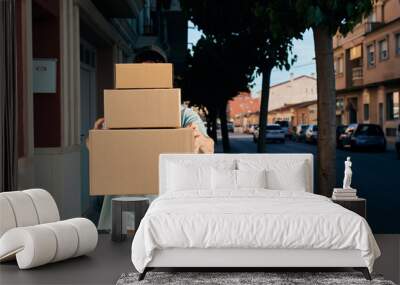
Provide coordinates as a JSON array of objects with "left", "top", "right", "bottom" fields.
[{"left": 188, "top": 22, "right": 316, "bottom": 96}]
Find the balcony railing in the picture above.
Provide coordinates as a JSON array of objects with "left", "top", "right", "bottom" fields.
[
  {"left": 352, "top": 67, "right": 363, "bottom": 86},
  {"left": 365, "top": 21, "right": 383, "bottom": 33}
]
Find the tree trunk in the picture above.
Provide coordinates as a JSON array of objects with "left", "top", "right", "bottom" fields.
[
  {"left": 207, "top": 105, "right": 218, "bottom": 142},
  {"left": 313, "top": 25, "right": 337, "bottom": 197},
  {"left": 257, "top": 66, "right": 272, "bottom": 153},
  {"left": 219, "top": 101, "right": 230, "bottom": 153}
]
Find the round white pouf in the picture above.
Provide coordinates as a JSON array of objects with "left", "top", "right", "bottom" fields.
[
  {"left": 65, "top": 218, "right": 98, "bottom": 257},
  {"left": 23, "top": 189, "right": 60, "bottom": 223},
  {"left": 0, "top": 196, "right": 17, "bottom": 237},
  {"left": 0, "top": 218, "right": 98, "bottom": 269}
]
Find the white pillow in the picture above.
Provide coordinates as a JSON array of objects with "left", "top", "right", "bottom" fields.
[
  {"left": 237, "top": 159, "right": 308, "bottom": 192},
  {"left": 265, "top": 163, "right": 307, "bottom": 191},
  {"left": 167, "top": 163, "right": 211, "bottom": 191},
  {"left": 236, "top": 169, "right": 267, "bottom": 189},
  {"left": 211, "top": 168, "right": 237, "bottom": 190}
]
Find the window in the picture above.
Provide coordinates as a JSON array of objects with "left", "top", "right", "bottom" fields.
[
  {"left": 367, "top": 11, "right": 376, "bottom": 22},
  {"left": 338, "top": 56, "right": 343, "bottom": 74},
  {"left": 379, "top": 39, "right": 389, "bottom": 61},
  {"left": 334, "top": 56, "right": 344, "bottom": 75},
  {"left": 386, "top": 91, "right": 400, "bottom": 120},
  {"left": 396, "top": 33, "right": 400, "bottom": 56},
  {"left": 363, "top": 104, "right": 370, "bottom": 121},
  {"left": 336, "top": 98, "right": 344, "bottom": 111},
  {"left": 367, "top": 44, "right": 375, "bottom": 67}
]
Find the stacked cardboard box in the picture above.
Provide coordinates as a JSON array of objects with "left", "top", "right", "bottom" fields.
[{"left": 89, "top": 64, "right": 194, "bottom": 196}]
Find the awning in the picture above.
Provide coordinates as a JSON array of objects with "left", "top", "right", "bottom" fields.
[{"left": 350, "top": 45, "right": 362, "bottom": 60}]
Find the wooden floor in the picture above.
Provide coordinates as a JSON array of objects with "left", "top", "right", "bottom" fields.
[
  {"left": 1, "top": 234, "right": 398, "bottom": 284},
  {"left": 0, "top": 234, "right": 133, "bottom": 285}
]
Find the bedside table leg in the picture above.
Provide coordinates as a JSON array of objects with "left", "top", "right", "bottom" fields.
[
  {"left": 112, "top": 201, "right": 123, "bottom": 242},
  {"left": 354, "top": 267, "right": 371, "bottom": 280},
  {"left": 138, "top": 267, "right": 148, "bottom": 281}
]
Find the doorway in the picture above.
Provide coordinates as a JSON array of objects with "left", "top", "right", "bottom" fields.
[
  {"left": 80, "top": 41, "right": 98, "bottom": 220},
  {"left": 348, "top": 97, "right": 358, "bottom": 124}
]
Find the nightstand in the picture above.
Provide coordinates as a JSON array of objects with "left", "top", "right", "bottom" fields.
[
  {"left": 111, "top": 197, "right": 150, "bottom": 242},
  {"left": 332, "top": 198, "right": 366, "bottom": 219}
]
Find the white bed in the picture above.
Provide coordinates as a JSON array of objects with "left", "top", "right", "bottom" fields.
[{"left": 131, "top": 154, "right": 380, "bottom": 280}]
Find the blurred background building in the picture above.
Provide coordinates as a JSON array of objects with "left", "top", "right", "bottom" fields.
[
  {"left": 333, "top": 0, "right": 400, "bottom": 143},
  {"left": 227, "top": 92, "right": 260, "bottom": 133}
]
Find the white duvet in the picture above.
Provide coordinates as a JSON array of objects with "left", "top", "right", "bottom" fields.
[{"left": 131, "top": 190, "right": 380, "bottom": 273}]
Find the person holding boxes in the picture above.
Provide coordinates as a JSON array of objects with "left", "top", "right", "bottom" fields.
[{"left": 87, "top": 62, "right": 214, "bottom": 231}]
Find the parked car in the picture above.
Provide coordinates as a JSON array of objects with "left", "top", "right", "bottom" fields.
[
  {"left": 253, "top": 126, "right": 260, "bottom": 142},
  {"left": 227, "top": 122, "right": 234, "bottom": 133},
  {"left": 248, "top": 124, "right": 258, "bottom": 134},
  {"left": 275, "top": 120, "right": 290, "bottom": 137},
  {"left": 293, "top": 124, "right": 309, "bottom": 142},
  {"left": 396, "top": 124, "right": 400, "bottom": 159},
  {"left": 339, "top": 124, "right": 386, "bottom": 151},
  {"left": 338, "top": 123, "right": 357, "bottom": 148},
  {"left": 305, "top": 125, "right": 318, "bottom": 143},
  {"left": 253, "top": 124, "right": 285, "bottom": 143},
  {"left": 336, "top": 124, "right": 348, "bottom": 148}
]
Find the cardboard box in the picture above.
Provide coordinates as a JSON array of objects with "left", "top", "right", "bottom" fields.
[
  {"left": 104, "top": 89, "right": 181, "bottom": 129},
  {"left": 89, "top": 129, "right": 194, "bottom": 195},
  {"left": 115, "top": 63, "right": 173, "bottom": 89}
]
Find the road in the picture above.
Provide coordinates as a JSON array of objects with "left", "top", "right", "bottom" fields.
[{"left": 216, "top": 133, "right": 400, "bottom": 234}]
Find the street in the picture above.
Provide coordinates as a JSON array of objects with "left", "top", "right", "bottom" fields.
[{"left": 216, "top": 133, "right": 400, "bottom": 234}]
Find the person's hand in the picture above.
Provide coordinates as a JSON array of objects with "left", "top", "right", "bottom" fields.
[
  {"left": 93, "top": 118, "right": 105, "bottom": 130},
  {"left": 86, "top": 117, "right": 105, "bottom": 149},
  {"left": 186, "top": 123, "right": 214, "bottom": 154},
  {"left": 187, "top": 123, "right": 201, "bottom": 138},
  {"left": 186, "top": 123, "right": 201, "bottom": 153}
]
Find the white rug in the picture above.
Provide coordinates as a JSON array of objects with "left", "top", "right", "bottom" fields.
[{"left": 117, "top": 271, "right": 395, "bottom": 285}]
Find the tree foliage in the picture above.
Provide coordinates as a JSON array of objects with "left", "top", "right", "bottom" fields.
[
  {"left": 182, "top": 0, "right": 305, "bottom": 152},
  {"left": 182, "top": 0, "right": 372, "bottom": 195},
  {"left": 294, "top": 0, "right": 372, "bottom": 35},
  {"left": 182, "top": 35, "right": 255, "bottom": 151}
]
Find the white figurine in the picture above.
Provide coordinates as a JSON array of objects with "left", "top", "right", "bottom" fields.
[{"left": 343, "top": 157, "right": 353, "bottom": 189}]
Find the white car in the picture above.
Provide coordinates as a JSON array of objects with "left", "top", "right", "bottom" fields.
[
  {"left": 275, "top": 120, "right": 290, "bottom": 137},
  {"left": 253, "top": 125, "right": 285, "bottom": 143},
  {"left": 265, "top": 124, "right": 285, "bottom": 143}
]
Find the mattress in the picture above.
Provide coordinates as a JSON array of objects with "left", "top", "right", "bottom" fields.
[{"left": 131, "top": 190, "right": 380, "bottom": 273}]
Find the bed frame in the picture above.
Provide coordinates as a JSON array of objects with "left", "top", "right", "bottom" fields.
[
  {"left": 139, "top": 248, "right": 370, "bottom": 280},
  {"left": 138, "top": 154, "right": 372, "bottom": 281}
]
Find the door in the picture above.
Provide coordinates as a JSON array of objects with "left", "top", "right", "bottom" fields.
[
  {"left": 80, "top": 41, "right": 98, "bottom": 219},
  {"left": 349, "top": 98, "right": 358, "bottom": 124}
]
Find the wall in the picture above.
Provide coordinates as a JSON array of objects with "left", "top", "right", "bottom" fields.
[
  {"left": 268, "top": 76, "right": 317, "bottom": 111},
  {"left": 96, "top": 47, "right": 115, "bottom": 117},
  {"left": 363, "top": 22, "right": 400, "bottom": 85},
  {"left": 32, "top": 0, "right": 61, "bottom": 147},
  {"left": 383, "top": 0, "right": 400, "bottom": 23},
  {"left": 33, "top": 147, "right": 81, "bottom": 219}
]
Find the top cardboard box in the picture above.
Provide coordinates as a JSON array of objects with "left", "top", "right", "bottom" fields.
[{"left": 115, "top": 63, "right": 173, "bottom": 89}]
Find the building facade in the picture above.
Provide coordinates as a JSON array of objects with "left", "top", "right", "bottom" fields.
[
  {"left": 268, "top": 100, "right": 317, "bottom": 127},
  {"left": 227, "top": 92, "right": 260, "bottom": 132},
  {"left": 333, "top": 0, "right": 400, "bottom": 142},
  {"left": 264, "top": 74, "right": 317, "bottom": 111},
  {"left": 14, "top": 0, "right": 187, "bottom": 219}
]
